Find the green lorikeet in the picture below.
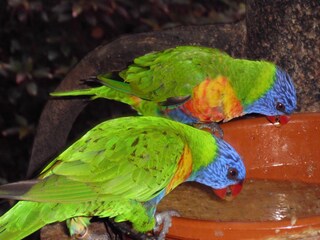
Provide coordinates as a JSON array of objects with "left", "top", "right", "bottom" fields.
[
  {"left": 0, "top": 116, "right": 245, "bottom": 240},
  {"left": 51, "top": 46, "right": 297, "bottom": 126}
]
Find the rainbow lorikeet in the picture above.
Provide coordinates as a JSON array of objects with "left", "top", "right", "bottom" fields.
[
  {"left": 52, "top": 46, "right": 297, "bottom": 126},
  {"left": 0, "top": 116, "right": 245, "bottom": 240}
]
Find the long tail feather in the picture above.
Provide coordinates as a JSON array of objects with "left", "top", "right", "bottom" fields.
[
  {"left": 0, "top": 201, "right": 65, "bottom": 240},
  {"left": 97, "top": 75, "right": 132, "bottom": 95},
  {"left": 50, "top": 86, "right": 104, "bottom": 98},
  {"left": 0, "top": 199, "right": 97, "bottom": 240},
  {"left": 51, "top": 85, "right": 137, "bottom": 105},
  {"left": 50, "top": 85, "right": 159, "bottom": 116},
  {"left": 0, "top": 180, "right": 38, "bottom": 200}
]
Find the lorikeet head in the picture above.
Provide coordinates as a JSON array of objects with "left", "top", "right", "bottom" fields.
[
  {"left": 193, "top": 138, "right": 245, "bottom": 201},
  {"left": 245, "top": 68, "right": 297, "bottom": 126}
]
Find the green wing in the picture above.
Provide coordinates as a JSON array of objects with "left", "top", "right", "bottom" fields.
[
  {"left": 22, "top": 117, "right": 188, "bottom": 203},
  {"left": 113, "top": 46, "right": 228, "bottom": 101},
  {"left": 120, "top": 45, "right": 276, "bottom": 105},
  {"left": 51, "top": 46, "right": 230, "bottom": 103}
]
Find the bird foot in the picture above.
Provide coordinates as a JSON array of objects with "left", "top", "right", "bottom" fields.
[
  {"left": 67, "top": 217, "right": 91, "bottom": 239},
  {"left": 193, "top": 122, "right": 224, "bottom": 138},
  {"left": 153, "top": 210, "right": 180, "bottom": 240}
]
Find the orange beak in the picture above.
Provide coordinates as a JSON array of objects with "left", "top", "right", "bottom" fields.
[
  {"left": 266, "top": 115, "right": 290, "bottom": 126},
  {"left": 213, "top": 182, "right": 243, "bottom": 201}
]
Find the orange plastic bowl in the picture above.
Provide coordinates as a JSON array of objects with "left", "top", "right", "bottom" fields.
[{"left": 166, "top": 113, "right": 320, "bottom": 239}]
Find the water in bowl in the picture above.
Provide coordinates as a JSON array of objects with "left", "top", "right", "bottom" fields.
[{"left": 158, "top": 179, "right": 320, "bottom": 222}]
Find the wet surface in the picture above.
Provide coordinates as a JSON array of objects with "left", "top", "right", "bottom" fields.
[{"left": 158, "top": 179, "right": 320, "bottom": 222}]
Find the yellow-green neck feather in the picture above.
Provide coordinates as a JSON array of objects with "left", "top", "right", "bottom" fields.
[
  {"left": 217, "top": 57, "right": 276, "bottom": 106},
  {"left": 169, "top": 121, "right": 217, "bottom": 170}
]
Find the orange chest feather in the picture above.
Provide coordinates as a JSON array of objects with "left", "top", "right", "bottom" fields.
[
  {"left": 182, "top": 77, "right": 243, "bottom": 122},
  {"left": 165, "top": 145, "right": 193, "bottom": 194}
]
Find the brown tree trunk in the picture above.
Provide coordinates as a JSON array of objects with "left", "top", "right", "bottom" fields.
[{"left": 246, "top": 0, "right": 320, "bottom": 112}]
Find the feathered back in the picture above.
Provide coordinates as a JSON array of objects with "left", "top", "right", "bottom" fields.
[{"left": 120, "top": 46, "right": 276, "bottom": 106}]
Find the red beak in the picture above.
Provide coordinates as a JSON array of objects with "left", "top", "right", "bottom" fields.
[
  {"left": 213, "top": 182, "right": 243, "bottom": 201},
  {"left": 266, "top": 115, "right": 290, "bottom": 126}
]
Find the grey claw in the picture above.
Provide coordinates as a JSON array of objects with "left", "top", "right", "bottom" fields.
[{"left": 154, "top": 210, "right": 180, "bottom": 240}]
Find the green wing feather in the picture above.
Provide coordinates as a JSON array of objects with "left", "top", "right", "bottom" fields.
[
  {"left": 97, "top": 74, "right": 132, "bottom": 95},
  {"left": 99, "top": 46, "right": 275, "bottom": 105},
  {"left": 34, "top": 117, "right": 216, "bottom": 201},
  {"left": 28, "top": 118, "right": 186, "bottom": 202},
  {"left": 0, "top": 117, "right": 216, "bottom": 238},
  {"left": 118, "top": 46, "right": 225, "bottom": 101}
]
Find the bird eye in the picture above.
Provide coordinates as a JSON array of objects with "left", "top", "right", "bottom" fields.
[
  {"left": 227, "top": 167, "right": 238, "bottom": 180},
  {"left": 276, "top": 102, "right": 285, "bottom": 112}
]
